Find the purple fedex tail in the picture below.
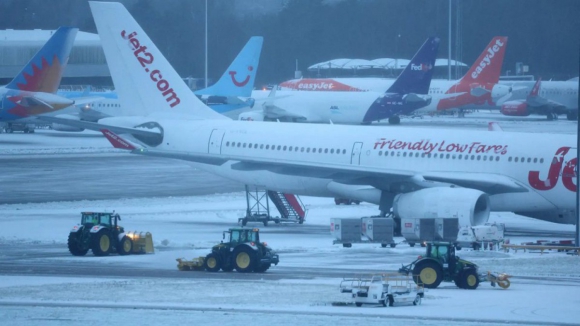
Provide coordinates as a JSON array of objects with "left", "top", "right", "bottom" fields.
[
  {"left": 6, "top": 26, "right": 77, "bottom": 93},
  {"left": 362, "top": 37, "right": 439, "bottom": 123}
]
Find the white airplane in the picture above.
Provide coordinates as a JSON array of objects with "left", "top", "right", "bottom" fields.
[
  {"left": 90, "top": 2, "right": 576, "bottom": 229},
  {"left": 276, "top": 37, "right": 513, "bottom": 120},
  {"left": 241, "top": 37, "right": 441, "bottom": 125}
]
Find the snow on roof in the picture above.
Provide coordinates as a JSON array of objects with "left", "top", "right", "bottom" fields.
[{"left": 309, "top": 58, "right": 466, "bottom": 71}]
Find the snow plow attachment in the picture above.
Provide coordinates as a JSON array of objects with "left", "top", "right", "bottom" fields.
[
  {"left": 176, "top": 257, "right": 205, "bottom": 271},
  {"left": 483, "top": 272, "right": 511, "bottom": 289},
  {"left": 126, "top": 231, "right": 154, "bottom": 254}
]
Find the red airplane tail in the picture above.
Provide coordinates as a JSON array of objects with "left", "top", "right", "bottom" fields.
[{"left": 461, "top": 36, "right": 508, "bottom": 84}]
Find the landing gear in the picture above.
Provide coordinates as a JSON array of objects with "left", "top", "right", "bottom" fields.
[
  {"left": 547, "top": 112, "right": 558, "bottom": 121},
  {"left": 567, "top": 111, "right": 578, "bottom": 121},
  {"left": 388, "top": 115, "right": 400, "bottom": 125}
]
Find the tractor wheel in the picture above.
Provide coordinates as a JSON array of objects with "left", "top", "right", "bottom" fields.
[
  {"left": 117, "top": 236, "right": 133, "bottom": 255},
  {"left": 67, "top": 232, "right": 88, "bottom": 256},
  {"left": 254, "top": 263, "right": 271, "bottom": 273},
  {"left": 454, "top": 271, "right": 465, "bottom": 289},
  {"left": 233, "top": 246, "right": 256, "bottom": 273},
  {"left": 204, "top": 253, "right": 221, "bottom": 272},
  {"left": 381, "top": 243, "right": 387, "bottom": 248},
  {"left": 412, "top": 260, "right": 443, "bottom": 289},
  {"left": 463, "top": 268, "right": 480, "bottom": 290},
  {"left": 355, "top": 302, "right": 362, "bottom": 307},
  {"left": 91, "top": 230, "right": 112, "bottom": 256}
]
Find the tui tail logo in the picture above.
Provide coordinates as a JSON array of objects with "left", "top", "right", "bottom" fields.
[
  {"left": 229, "top": 65, "right": 253, "bottom": 87},
  {"left": 410, "top": 63, "right": 432, "bottom": 71}
]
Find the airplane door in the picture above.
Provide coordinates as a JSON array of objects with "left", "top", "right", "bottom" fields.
[
  {"left": 208, "top": 129, "right": 225, "bottom": 154},
  {"left": 350, "top": 142, "right": 363, "bottom": 165}
]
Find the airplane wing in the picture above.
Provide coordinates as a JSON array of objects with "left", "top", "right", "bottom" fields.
[{"left": 37, "top": 115, "right": 161, "bottom": 142}]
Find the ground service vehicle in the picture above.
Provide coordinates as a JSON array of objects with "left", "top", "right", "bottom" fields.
[
  {"left": 67, "top": 212, "right": 153, "bottom": 256},
  {"left": 340, "top": 274, "right": 424, "bottom": 307},
  {"left": 177, "top": 229, "right": 279, "bottom": 273},
  {"left": 398, "top": 242, "right": 511, "bottom": 290},
  {"left": 203, "top": 228, "right": 279, "bottom": 273}
]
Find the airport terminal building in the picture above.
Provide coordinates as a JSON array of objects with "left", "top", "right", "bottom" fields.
[{"left": 0, "top": 29, "right": 111, "bottom": 86}]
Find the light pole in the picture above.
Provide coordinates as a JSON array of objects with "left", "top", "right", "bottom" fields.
[
  {"left": 448, "top": 0, "right": 452, "bottom": 80},
  {"left": 205, "top": 0, "right": 208, "bottom": 88}
]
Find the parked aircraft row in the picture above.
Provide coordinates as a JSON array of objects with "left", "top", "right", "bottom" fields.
[
  {"left": 1, "top": 2, "right": 576, "bottom": 230},
  {"left": 70, "top": 2, "right": 577, "bottom": 229}
]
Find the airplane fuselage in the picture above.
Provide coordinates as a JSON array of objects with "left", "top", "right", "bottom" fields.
[{"left": 153, "top": 119, "right": 576, "bottom": 224}]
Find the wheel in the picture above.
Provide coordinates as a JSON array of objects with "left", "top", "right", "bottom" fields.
[
  {"left": 263, "top": 220, "right": 268, "bottom": 227},
  {"left": 547, "top": 113, "right": 554, "bottom": 121},
  {"left": 254, "top": 263, "right": 271, "bottom": 273},
  {"left": 204, "top": 253, "right": 221, "bottom": 272},
  {"left": 67, "top": 232, "right": 88, "bottom": 256},
  {"left": 463, "top": 268, "right": 480, "bottom": 290},
  {"left": 117, "top": 236, "right": 133, "bottom": 255},
  {"left": 390, "top": 243, "right": 396, "bottom": 248},
  {"left": 298, "top": 218, "right": 304, "bottom": 224},
  {"left": 381, "top": 243, "right": 387, "bottom": 248},
  {"left": 232, "top": 246, "right": 257, "bottom": 273},
  {"left": 342, "top": 243, "right": 352, "bottom": 248},
  {"left": 91, "top": 229, "right": 112, "bottom": 256},
  {"left": 412, "top": 260, "right": 444, "bottom": 289},
  {"left": 380, "top": 299, "right": 387, "bottom": 307},
  {"left": 409, "top": 243, "right": 416, "bottom": 247},
  {"left": 413, "top": 295, "right": 421, "bottom": 306},
  {"left": 454, "top": 271, "right": 465, "bottom": 289},
  {"left": 355, "top": 302, "right": 362, "bottom": 307},
  {"left": 388, "top": 115, "right": 401, "bottom": 125},
  {"left": 472, "top": 243, "right": 481, "bottom": 250},
  {"left": 386, "top": 295, "right": 393, "bottom": 307},
  {"left": 241, "top": 218, "right": 247, "bottom": 226}
]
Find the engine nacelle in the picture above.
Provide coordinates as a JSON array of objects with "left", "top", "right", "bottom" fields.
[
  {"left": 238, "top": 110, "right": 265, "bottom": 121},
  {"left": 500, "top": 101, "right": 530, "bottom": 116},
  {"left": 491, "top": 84, "right": 512, "bottom": 100},
  {"left": 393, "top": 188, "right": 490, "bottom": 226},
  {"left": 51, "top": 114, "right": 84, "bottom": 132}
]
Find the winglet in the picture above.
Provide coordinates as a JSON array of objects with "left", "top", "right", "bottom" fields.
[
  {"left": 101, "top": 129, "right": 137, "bottom": 150},
  {"left": 529, "top": 77, "right": 542, "bottom": 98},
  {"left": 488, "top": 122, "right": 503, "bottom": 131}
]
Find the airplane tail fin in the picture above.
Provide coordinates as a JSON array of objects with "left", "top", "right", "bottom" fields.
[
  {"left": 6, "top": 27, "right": 78, "bottom": 93},
  {"left": 528, "top": 77, "right": 542, "bottom": 98},
  {"left": 387, "top": 37, "right": 439, "bottom": 95},
  {"left": 89, "top": 1, "right": 227, "bottom": 120},
  {"left": 195, "top": 36, "right": 263, "bottom": 98},
  {"left": 461, "top": 37, "right": 508, "bottom": 84}
]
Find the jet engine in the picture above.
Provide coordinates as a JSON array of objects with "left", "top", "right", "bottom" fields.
[
  {"left": 238, "top": 110, "right": 265, "bottom": 121},
  {"left": 500, "top": 101, "right": 530, "bottom": 116},
  {"left": 491, "top": 84, "right": 512, "bottom": 100},
  {"left": 392, "top": 187, "right": 490, "bottom": 226},
  {"left": 51, "top": 114, "right": 84, "bottom": 132}
]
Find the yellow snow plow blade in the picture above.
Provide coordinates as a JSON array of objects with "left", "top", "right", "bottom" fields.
[
  {"left": 486, "top": 272, "right": 511, "bottom": 289},
  {"left": 126, "top": 231, "right": 154, "bottom": 254},
  {"left": 176, "top": 257, "right": 205, "bottom": 271}
]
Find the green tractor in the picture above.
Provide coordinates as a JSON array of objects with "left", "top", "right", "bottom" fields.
[
  {"left": 399, "top": 242, "right": 503, "bottom": 290},
  {"left": 204, "top": 228, "right": 279, "bottom": 273},
  {"left": 67, "top": 212, "right": 133, "bottom": 256}
]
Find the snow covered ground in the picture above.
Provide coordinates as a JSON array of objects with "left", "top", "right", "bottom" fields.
[
  {"left": 0, "top": 193, "right": 578, "bottom": 326},
  {"left": 0, "top": 112, "right": 579, "bottom": 325}
]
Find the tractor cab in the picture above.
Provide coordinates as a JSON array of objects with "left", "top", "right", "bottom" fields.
[
  {"left": 81, "top": 212, "right": 123, "bottom": 232},
  {"left": 225, "top": 228, "right": 260, "bottom": 245}
]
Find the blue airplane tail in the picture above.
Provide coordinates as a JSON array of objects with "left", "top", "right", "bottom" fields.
[
  {"left": 6, "top": 27, "right": 78, "bottom": 93},
  {"left": 387, "top": 37, "right": 439, "bottom": 95},
  {"left": 195, "top": 36, "right": 263, "bottom": 98}
]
